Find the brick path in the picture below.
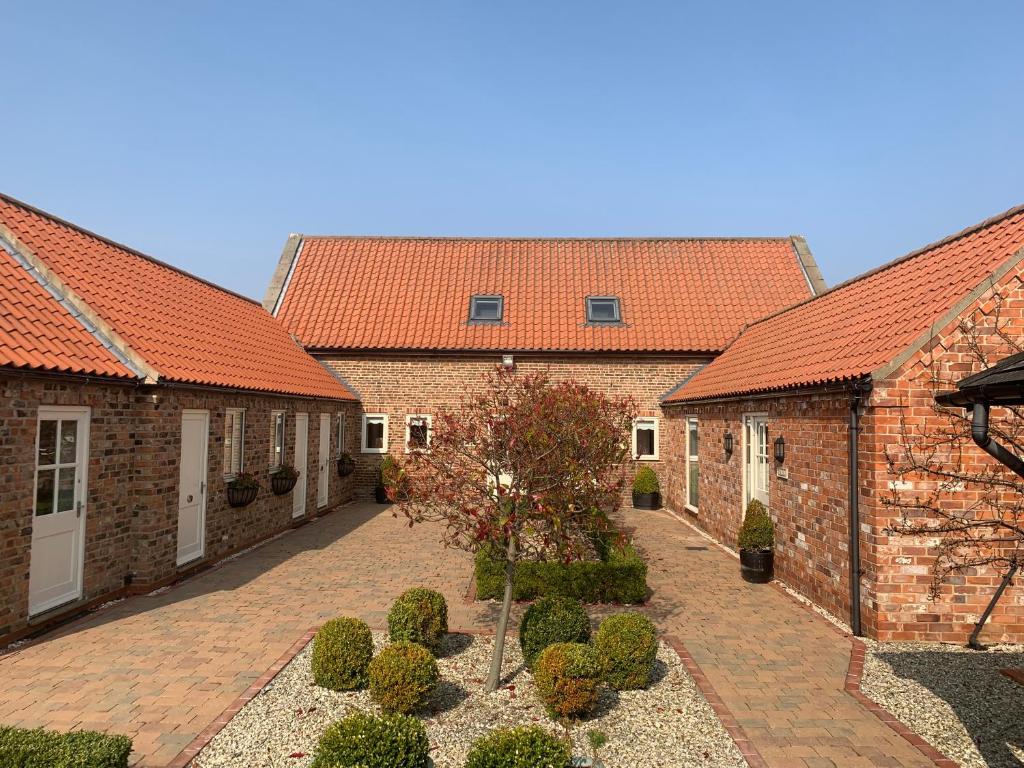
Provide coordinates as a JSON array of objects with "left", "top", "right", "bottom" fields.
[{"left": 0, "top": 502, "right": 934, "bottom": 767}]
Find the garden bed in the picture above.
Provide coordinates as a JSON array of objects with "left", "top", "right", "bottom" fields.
[
  {"left": 860, "top": 640, "right": 1024, "bottom": 768},
  {"left": 474, "top": 544, "right": 647, "bottom": 603},
  {"left": 193, "top": 631, "right": 745, "bottom": 768}
]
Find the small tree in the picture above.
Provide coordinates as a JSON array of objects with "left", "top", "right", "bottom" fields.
[
  {"left": 391, "top": 367, "right": 636, "bottom": 691},
  {"left": 884, "top": 291, "right": 1024, "bottom": 639}
]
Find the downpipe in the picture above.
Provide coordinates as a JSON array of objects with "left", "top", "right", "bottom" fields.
[{"left": 848, "top": 379, "right": 872, "bottom": 637}]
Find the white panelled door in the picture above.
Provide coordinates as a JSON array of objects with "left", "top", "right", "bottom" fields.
[
  {"left": 293, "top": 413, "right": 308, "bottom": 518},
  {"left": 29, "top": 406, "right": 90, "bottom": 615},
  {"left": 177, "top": 410, "right": 209, "bottom": 566},
  {"left": 744, "top": 414, "right": 770, "bottom": 508},
  {"left": 317, "top": 413, "right": 330, "bottom": 508}
]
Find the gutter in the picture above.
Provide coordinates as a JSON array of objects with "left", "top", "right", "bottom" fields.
[{"left": 848, "top": 377, "right": 872, "bottom": 637}]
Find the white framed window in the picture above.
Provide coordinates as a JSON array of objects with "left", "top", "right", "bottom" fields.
[
  {"left": 686, "top": 417, "right": 699, "bottom": 511},
  {"left": 270, "top": 411, "right": 286, "bottom": 468},
  {"left": 405, "top": 414, "right": 432, "bottom": 452},
  {"left": 632, "top": 417, "right": 659, "bottom": 460},
  {"left": 361, "top": 414, "right": 388, "bottom": 453},
  {"left": 336, "top": 413, "right": 347, "bottom": 456},
  {"left": 224, "top": 408, "right": 246, "bottom": 476},
  {"left": 743, "top": 414, "right": 770, "bottom": 508}
]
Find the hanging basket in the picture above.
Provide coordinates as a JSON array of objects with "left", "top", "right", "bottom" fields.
[
  {"left": 226, "top": 483, "right": 259, "bottom": 508},
  {"left": 336, "top": 454, "right": 356, "bottom": 478},
  {"left": 271, "top": 469, "right": 299, "bottom": 495}
]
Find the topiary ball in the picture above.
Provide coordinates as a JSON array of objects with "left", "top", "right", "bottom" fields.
[
  {"left": 387, "top": 587, "right": 449, "bottom": 654},
  {"left": 311, "top": 711, "right": 429, "bottom": 768},
  {"left": 594, "top": 612, "right": 657, "bottom": 690},
  {"left": 367, "top": 641, "right": 439, "bottom": 714},
  {"left": 519, "top": 596, "right": 591, "bottom": 669},
  {"left": 464, "top": 725, "right": 572, "bottom": 768},
  {"left": 533, "top": 642, "right": 602, "bottom": 720},
  {"left": 633, "top": 466, "right": 660, "bottom": 494},
  {"left": 311, "top": 616, "right": 374, "bottom": 691}
]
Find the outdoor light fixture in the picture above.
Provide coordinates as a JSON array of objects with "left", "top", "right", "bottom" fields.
[
  {"left": 724, "top": 431, "right": 734, "bottom": 458},
  {"left": 774, "top": 435, "right": 786, "bottom": 464},
  {"left": 501, "top": 354, "right": 514, "bottom": 369}
]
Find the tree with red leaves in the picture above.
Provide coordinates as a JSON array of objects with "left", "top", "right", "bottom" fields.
[{"left": 390, "top": 367, "right": 637, "bottom": 691}]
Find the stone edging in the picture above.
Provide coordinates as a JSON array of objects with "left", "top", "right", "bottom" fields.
[
  {"left": 166, "top": 626, "right": 319, "bottom": 768},
  {"left": 844, "top": 639, "right": 959, "bottom": 768},
  {"left": 664, "top": 635, "right": 769, "bottom": 768},
  {"left": 166, "top": 624, "right": 765, "bottom": 768}
]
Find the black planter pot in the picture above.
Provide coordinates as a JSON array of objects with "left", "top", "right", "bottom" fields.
[
  {"left": 270, "top": 471, "right": 298, "bottom": 495},
  {"left": 739, "top": 549, "right": 774, "bottom": 583},
  {"left": 632, "top": 491, "right": 661, "bottom": 510},
  {"left": 374, "top": 485, "right": 390, "bottom": 504},
  {"left": 226, "top": 484, "right": 259, "bottom": 508},
  {"left": 336, "top": 457, "right": 355, "bottom": 478}
]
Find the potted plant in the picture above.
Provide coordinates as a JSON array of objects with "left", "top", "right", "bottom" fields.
[
  {"left": 631, "top": 466, "right": 661, "bottom": 510},
  {"left": 336, "top": 451, "right": 355, "bottom": 478},
  {"left": 375, "top": 455, "right": 404, "bottom": 503},
  {"left": 226, "top": 472, "right": 260, "bottom": 508},
  {"left": 738, "top": 499, "right": 774, "bottom": 583},
  {"left": 270, "top": 464, "right": 299, "bottom": 495}
]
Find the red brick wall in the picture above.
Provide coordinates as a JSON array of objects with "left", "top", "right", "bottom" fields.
[
  {"left": 0, "top": 372, "right": 357, "bottom": 641},
  {"left": 663, "top": 393, "right": 857, "bottom": 624},
  {"left": 320, "top": 352, "right": 707, "bottom": 501}
]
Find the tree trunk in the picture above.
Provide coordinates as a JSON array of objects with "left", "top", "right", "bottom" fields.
[{"left": 485, "top": 538, "right": 517, "bottom": 692}]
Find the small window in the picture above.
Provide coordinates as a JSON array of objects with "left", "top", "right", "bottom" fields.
[
  {"left": 687, "top": 418, "right": 699, "bottom": 511},
  {"left": 586, "top": 296, "right": 621, "bottom": 323},
  {"left": 632, "top": 417, "right": 659, "bottom": 460},
  {"left": 336, "top": 413, "right": 347, "bottom": 456},
  {"left": 361, "top": 414, "right": 388, "bottom": 453},
  {"left": 469, "top": 295, "right": 503, "bottom": 322},
  {"left": 224, "top": 408, "right": 246, "bottom": 476},
  {"left": 406, "top": 414, "right": 432, "bottom": 452},
  {"left": 270, "top": 411, "right": 286, "bottom": 468}
]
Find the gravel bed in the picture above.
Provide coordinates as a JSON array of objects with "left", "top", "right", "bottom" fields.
[
  {"left": 861, "top": 640, "right": 1024, "bottom": 768},
  {"left": 193, "top": 631, "right": 746, "bottom": 768}
]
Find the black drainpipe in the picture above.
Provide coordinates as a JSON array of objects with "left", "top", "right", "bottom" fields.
[
  {"left": 970, "top": 402, "right": 1024, "bottom": 478},
  {"left": 848, "top": 378, "right": 872, "bottom": 637}
]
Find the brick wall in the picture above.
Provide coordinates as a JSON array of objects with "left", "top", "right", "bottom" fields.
[
  {"left": 0, "top": 372, "right": 357, "bottom": 641},
  {"left": 320, "top": 352, "right": 707, "bottom": 501},
  {"left": 663, "top": 392, "right": 856, "bottom": 624}
]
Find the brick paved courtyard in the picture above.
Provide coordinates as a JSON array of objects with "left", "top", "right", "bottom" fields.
[{"left": 0, "top": 501, "right": 932, "bottom": 767}]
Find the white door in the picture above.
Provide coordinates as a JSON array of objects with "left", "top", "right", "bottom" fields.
[
  {"left": 177, "top": 410, "right": 209, "bottom": 566},
  {"left": 29, "top": 406, "right": 90, "bottom": 615},
  {"left": 744, "top": 415, "right": 770, "bottom": 508},
  {"left": 317, "top": 413, "right": 330, "bottom": 508},
  {"left": 293, "top": 413, "right": 308, "bottom": 518}
]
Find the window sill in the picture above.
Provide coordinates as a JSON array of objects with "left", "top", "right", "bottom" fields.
[
  {"left": 361, "top": 448, "right": 388, "bottom": 454},
  {"left": 635, "top": 455, "right": 660, "bottom": 462},
  {"left": 685, "top": 504, "right": 699, "bottom": 514}
]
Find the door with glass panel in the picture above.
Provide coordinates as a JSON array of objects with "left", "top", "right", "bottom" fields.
[
  {"left": 29, "top": 406, "right": 90, "bottom": 615},
  {"left": 743, "top": 415, "right": 770, "bottom": 508}
]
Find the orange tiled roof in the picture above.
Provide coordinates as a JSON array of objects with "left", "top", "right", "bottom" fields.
[
  {"left": 271, "top": 236, "right": 821, "bottom": 353},
  {"left": 0, "top": 194, "right": 355, "bottom": 400},
  {"left": 664, "top": 205, "right": 1024, "bottom": 403},
  {"left": 0, "top": 244, "right": 135, "bottom": 379}
]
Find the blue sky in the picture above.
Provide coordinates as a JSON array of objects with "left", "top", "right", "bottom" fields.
[{"left": 3, "top": 1, "right": 1022, "bottom": 300}]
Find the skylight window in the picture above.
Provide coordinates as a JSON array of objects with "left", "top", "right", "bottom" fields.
[
  {"left": 586, "top": 296, "right": 621, "bottom": 323},
  {"left": 470, "top": 295, "right": 503, "bottom": 322}
]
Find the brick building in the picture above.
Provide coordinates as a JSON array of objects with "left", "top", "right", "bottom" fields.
[
  {"left": 661, "top": 204, "right": 1024, "bottom": 642},
  {"left": 263, "top": 234, "right": 824, "bottom": 494},
  {"left": 0, "top": 194, "right": 358, "bottom": 644}
]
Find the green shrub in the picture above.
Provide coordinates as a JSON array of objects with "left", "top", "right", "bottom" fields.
[
  {"left": 226, "top": 471, "right": 259, "bottom": 490},
  {"left": 311, "top": 711, "right": 429, "bottom": 768},
  {"left": 464, "top": 726, "right": 572, "bottom": 768},
  {"left": 0, "top": 726, "right": 132, "bottom": 768},
  {"left": 387, "top": 588, "right": 448, "bottom": 654},
  {"left": 533, "top": 642, "right": 602, "bottom": 719},
  {"left": 475, "top": 544, "right": 647, "bottom": 604},
  {"left": 594, "top": 612, "right": 657, "bottom": 690},
  {"left": 379, "top": 455, "right": 409, "bottom": 500},
  {"left": 632, "top": 466, "right": 660, "bottom": 494},
  {"left": 311, "top": 616, "right": 374, "bottom": 691},
  {"left": 367, "top": 641, "right": 439, "bottom": 714},
  {"left": 738, "top": 499, "right": 774, "bottom": 551},
  {"left": 519, "top": 596, "right": 591, "bottom": 669}
]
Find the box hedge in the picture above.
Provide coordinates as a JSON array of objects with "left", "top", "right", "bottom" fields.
[
  {"left": 0, "top": 726, "right": 132, "bottom": 768},
  {"left": 474, "top": 543, "right": 647, "bottom": 604}
]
